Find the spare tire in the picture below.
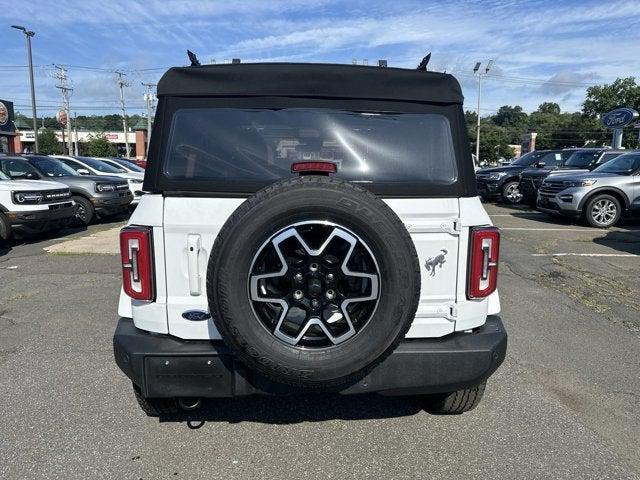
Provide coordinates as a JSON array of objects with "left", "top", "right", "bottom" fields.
[{"left": 207, "top": 176, "right": 420, "bottom": 389}]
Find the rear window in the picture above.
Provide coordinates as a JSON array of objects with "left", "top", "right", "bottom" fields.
[
  {"left": 564, "top": 150, "right": 602, "bottom": 168},
  {"left": 77, "top": 157, "right": 126, "bottom": 174},
  {"left": 538, "top": 151, "right": 570, "bottom": 167},
  {"left": 164, "top": 108, "right": 458, "bottom": 186}
]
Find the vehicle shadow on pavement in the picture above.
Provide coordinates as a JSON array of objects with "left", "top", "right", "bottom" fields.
[
  {"left": 158, "top": 394, "right": 424, "bottom": 426},
  {"left": 511, "top": 211, "right": 583, "bottom": 226},
  {"left": 0, "top": 212, "right": 130, "bottom": 257},
  {"left": 0, "top": 225, "right": 87, "bottom": 257},
  {"left": 593, "top": 226, "right": 640, "bottom": 255}
]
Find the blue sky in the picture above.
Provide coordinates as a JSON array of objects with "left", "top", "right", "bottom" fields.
[{"left": 2, "top": 0, "right": 640, "bottom": 118}]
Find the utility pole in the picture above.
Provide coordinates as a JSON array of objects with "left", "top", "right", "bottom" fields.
[
  {"left": 73, "top": 112, "right": 79, "bottom": 155},
  {"left": 116, "top": 71, "right": 131, "bottom": 158},
  {"left": 141, "top": 82, "right": 157, "bottom": 157},
  {"left": 11, "top": 25, "right": 39, "bottom": 153},
  {"left": 473, "top": 60, "right": 494, "bottom": 163},
  {"left": 53, "top": 65, "right": 73, "bottom": 155}
]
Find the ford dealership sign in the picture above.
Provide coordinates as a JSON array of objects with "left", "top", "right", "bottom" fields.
[{"left": 601, "top": 108, "right": 639, "bottom": 129}]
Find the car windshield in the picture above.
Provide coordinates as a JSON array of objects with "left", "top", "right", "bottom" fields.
[
  {"left": 77, "top": 157, "right": 126, "bottom": 173},
  {"left": 164, "top": 108, "right": 458, "bottom": 185},
  {"left": 564, "top": 150, "right": 602, "bottom": 167},
  {"left": 511, "top": 151, "right": 551, "bottom": 166},
  {"left": 0, "top": 169, "right": 9, "bottom": 180},
  {"left": 0, "top": 157, "right": 41, "bottom": 179},
  {"left": 111, "top": 158, "right": 144, "bottom": 172},
  {"left": 30, "top": 156, "right": 78, "bottom": 177},
  {"left": 593, "top": 153, "right": 640, "bottom": 175}
]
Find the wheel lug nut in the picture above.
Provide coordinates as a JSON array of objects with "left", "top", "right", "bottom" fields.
[
  {"left": 309, "top": 263, "right": 319, "bottom": 273},
  {"left": 325, "top": 289, "right": 335, "bottom": 300},
  {"left": 294, "top": 273, "right": 303, "bottom": 283},
  {"left": 293, "top": 290, "right": 304, "bottom": 300},
  {"left": 326, "top": 273, "right": 334, "bottom": 282},
  {"left": 311, "top": 299, "right": 320, "bottom": 308}
]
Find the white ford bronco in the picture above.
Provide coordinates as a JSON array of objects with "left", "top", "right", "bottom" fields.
[
  {"left": 0, "top": 167, "right": 74, "bottom": 244},
  {"left": 114, "top": 62, "right": 507, "bottom": 416}
]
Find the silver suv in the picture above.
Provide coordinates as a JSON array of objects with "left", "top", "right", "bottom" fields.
[{"left": 538, "top": 152, "right": 640, "bottom": 228}]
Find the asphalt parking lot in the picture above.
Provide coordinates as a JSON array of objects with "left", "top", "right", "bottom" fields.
[{"left": 1, "top": 205, "right": 639, "bottom": 480}]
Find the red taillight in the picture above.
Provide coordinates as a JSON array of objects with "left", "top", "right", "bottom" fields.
[
  {"left": 120, "top": 226, "right": 155, "bottom": 301},
  {"left": 467, "top": 227, "right": 500, "bottom": 299},
  {"left": 291, "top": 161, "right": 337, "bottom": 175}
]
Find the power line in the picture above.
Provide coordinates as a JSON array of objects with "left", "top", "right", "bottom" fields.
[{"left": 0, "top": 62, "right": 611, "bottom": 87}]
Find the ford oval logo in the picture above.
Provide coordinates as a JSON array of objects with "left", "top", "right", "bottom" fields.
[
  {"left": 601, "top": 108, "right": 639, "bottom": 129},
  {"left": 181, "top": 310, "right": 211, "bottom": 321}
]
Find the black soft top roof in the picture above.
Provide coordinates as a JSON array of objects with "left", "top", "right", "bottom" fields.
[{"left": 157, "top": 63, "right": 464, "bottom": 104}]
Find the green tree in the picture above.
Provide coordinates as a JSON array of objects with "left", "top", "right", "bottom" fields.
[
  {"left": 478, "top": 122, "right": 513, "bottom": 163},
  {"left": 37, "top": 128, "right": 62, "bottom": 155},
  {"left": 526, "top": 103, "right": 606, "bottom": 149},
  {"left": 537, "top": 102, "right": 561, "bottom": 115},
  {"left": 465, "top": 110, "right": 478, "bottom": 151},
  {"left": 583, "top": 77, "right": 640, "bottom": 118},
  {"left": 582, "top": 77, "right": 640, "bottom": 148},
  {"left": 85, "top": 133, "right": 117, "bottom": 157},
  {"left": 493, "top": 105, "right": 528, "bottom": 129}
]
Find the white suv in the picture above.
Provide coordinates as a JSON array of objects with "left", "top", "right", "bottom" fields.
[
  {"left": 0, "top": 168, "right": 74, "bottom": 243},
  {"left": 113, "top": 62, "right": 507, "bottom": 416}
]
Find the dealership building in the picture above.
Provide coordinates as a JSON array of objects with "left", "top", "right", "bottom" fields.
[
  {"left": 0, "top": 99, "right": 19, "bottom": 154},
  {"left": 0, "top": 99, "right": 150, "bottom": 159},
  {"left": 11, "top": 118, "right": 150, "bottom": 160}
]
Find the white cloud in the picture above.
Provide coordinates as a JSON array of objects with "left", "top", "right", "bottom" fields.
[{"left": 2, "top": 0, "right": 639, "bottom": 114}]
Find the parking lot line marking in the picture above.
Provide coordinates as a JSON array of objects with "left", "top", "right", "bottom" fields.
[
  {"left": 501, "top": 227, "right": 602, "bottom": 232},
  {"left": 490, "top": 213, "right": 542, "bottom": 217},
  {"left": 532, "top": 253, "right": 639, "bottom": 257}
]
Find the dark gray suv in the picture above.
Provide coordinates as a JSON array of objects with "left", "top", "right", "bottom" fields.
[{"left": 1, "top": 155, "right": 133, "bottom": 225}]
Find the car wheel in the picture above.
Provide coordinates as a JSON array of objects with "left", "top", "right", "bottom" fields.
[
  {"left": 423, "top": 381, "right": 486, "bottom": 414},
  {"left": 501, "top": 181, "right": 522, "bottom": 204},
  {"left": 0, "top": 212, "right": 13, "bottom": 245},
  {"left": 207, "top": 175, "right": 421, "bottom": 389},
  {"left": 585, "top": 194, "right": 621, "bottom": 228},
  {"left": 72, "top": 196, "right": 95, "bottom": 225},
  {"left": 132, "top": 384, "right": 178, "bottom": 416}
]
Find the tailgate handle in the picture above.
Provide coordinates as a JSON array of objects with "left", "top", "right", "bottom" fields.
[{"left": 187, "top": 234, "right": 201, "bottom": 296}]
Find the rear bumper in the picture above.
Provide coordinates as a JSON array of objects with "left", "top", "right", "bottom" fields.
[
  {"left": 519, "top": 179, "right": 539, "bottom": 202},
  {"left": 113, "top": 315, "right": 507, "bottom": 398}
]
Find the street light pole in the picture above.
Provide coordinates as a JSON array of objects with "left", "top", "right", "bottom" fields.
[
  {"left": 11, "top": 25, "right": 39, "bottom": 153},
  {"left": 473, "top": 60, "right": 494, "bottom": 163}
]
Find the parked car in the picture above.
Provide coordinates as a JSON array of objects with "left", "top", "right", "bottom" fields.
[
  {"left": 517, "top": 150, "right": 574, "bottom": 205},
  {"left": 537, "top": 151, "right": 640, "bottom": 228},
  {"left": 135, "top": 158, "right": 147, "bottom": 169},
  {"left": 0, "top": 165, "right": 74, "bottom": 244},
  {"left": 519, "top": 148, "right": 626, "bottom": 205},
  {"left": 114, "top": 62, "right": 507, "bottom": 416},
  {"left": 476, "top": 149, "right": 567, "bottom": 204},
  {"left": 101, "top": 157, "right": 146, "bottom": 174},
  {"left": 6, "top": 155, "right": 132, "bottom": 225},
  {"left": 53, "top": 155, "right": 144, "bottom": 205}
]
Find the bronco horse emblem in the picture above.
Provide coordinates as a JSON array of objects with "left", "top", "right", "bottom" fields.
[{"left": 424, "top": 248, "right": 448, "bottom": 277}]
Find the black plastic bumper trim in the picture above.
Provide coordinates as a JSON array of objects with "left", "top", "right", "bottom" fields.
[{"left": 113, "top": 316, "right": 507, "bottom": 398}]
